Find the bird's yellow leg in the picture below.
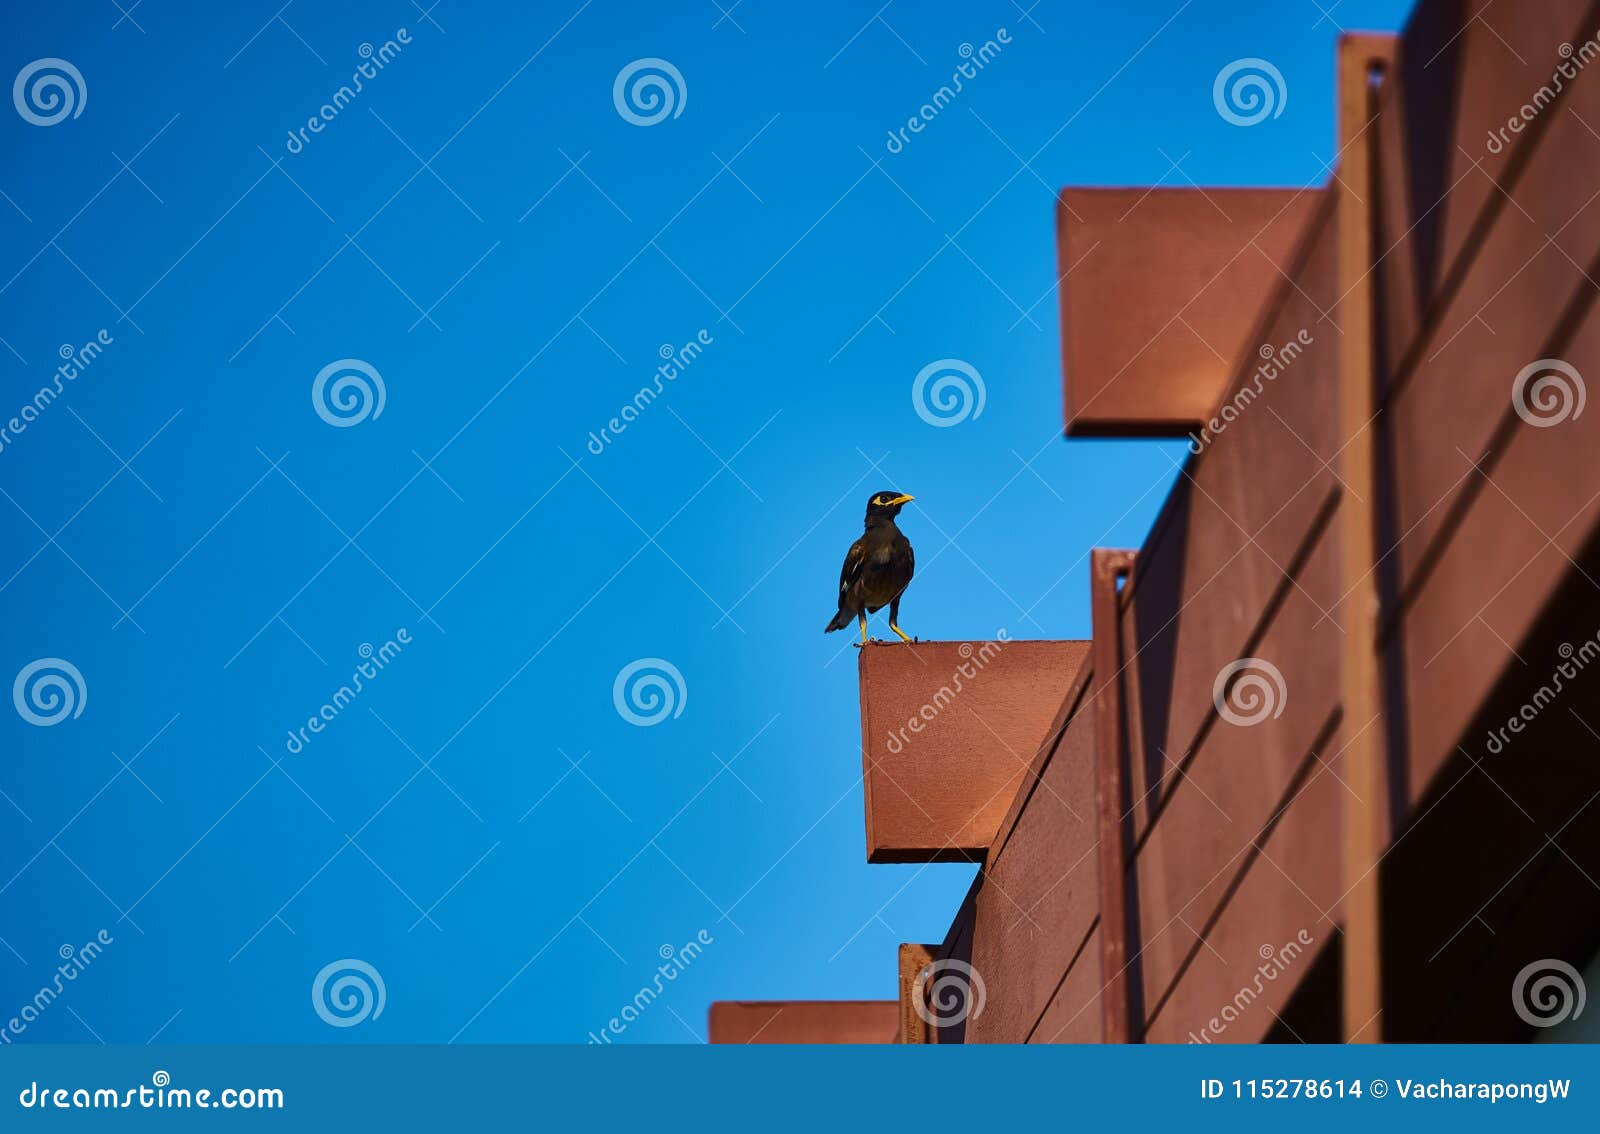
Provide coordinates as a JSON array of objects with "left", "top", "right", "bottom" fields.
[
  {"left": 889, "top": 620, "right": 912, "bottom": 644},
  {"left": 858, "top": 612, "right": 869, "bottom": 646}
]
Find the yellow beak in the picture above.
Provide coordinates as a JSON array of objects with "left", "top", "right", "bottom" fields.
[{"left": 888, "top": 494, "right": 914, "bottom": 506}]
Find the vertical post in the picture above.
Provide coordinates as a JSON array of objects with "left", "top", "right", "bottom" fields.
[
  {"left": 897, "top": 943, "right": 937, "bottom": 1044},
  {"left": 1091, "top": 548, "right": 1138, "bottom": 1043},
  {"left": 1336, "top": 33, "right": 1398, "bottom": 1044}
]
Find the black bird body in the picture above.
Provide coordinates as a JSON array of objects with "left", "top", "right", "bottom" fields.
[{"left": 825, "top": 491, "right": 917, "bottom": 644}]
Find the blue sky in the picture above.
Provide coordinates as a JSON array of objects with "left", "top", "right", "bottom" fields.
[{"left": 0, "top": 0, "right": 1414, "bottom": 1043}]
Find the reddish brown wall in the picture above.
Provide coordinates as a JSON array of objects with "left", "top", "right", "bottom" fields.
[{"left": 949, "top": 0, "right": 1600, "bottom": 1043}]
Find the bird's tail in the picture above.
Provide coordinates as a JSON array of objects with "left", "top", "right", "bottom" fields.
[{"left": 824, "top": 608, "right": 852, "bottom": 634}]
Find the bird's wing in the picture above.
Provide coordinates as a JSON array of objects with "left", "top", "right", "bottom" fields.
[
  {"left": 877, "top": 532, "right": 913, "bottom": 602},
  {"left": 838, "top": 536, "right": 868, "bottom": 602}
]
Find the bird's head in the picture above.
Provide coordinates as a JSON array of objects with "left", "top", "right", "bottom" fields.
[{"left": 865, "top": 490, "right": 914, "bottom": 521}]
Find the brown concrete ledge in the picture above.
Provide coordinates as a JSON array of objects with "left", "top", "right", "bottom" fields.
[
  {"left": 707, "top": 1000, "right": 899, "bottom": 1044},
  {"left": 859, "top": 639, "right": 1090, "bottom": 863},
  {"left": 1058, "top": 186, "right": 1321, "bottom": 437}
]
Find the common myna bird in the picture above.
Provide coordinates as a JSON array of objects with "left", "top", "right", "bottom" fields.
[{"left": 824, "top": 491, "right": 916, "bottom": 645}]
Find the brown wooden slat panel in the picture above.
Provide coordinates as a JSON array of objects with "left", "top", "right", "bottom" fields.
[
  {"left": 963, "top": 689, "right": 1099, "bottom": 1043},
  {"left": 1383, "top": 4, "right": 1600, "bottom": 590},
  {"left": 1382, "top": 529, "right": 1600, "bottom": 1039},
  {"left": 1399, "top": 302, "right": 1600, "bottom": 801},
  {"left": 1121, "top": 200, "right": 1343, "bottom": 844},
  {"left": 1028, "top": 922, "right": 1104, "bottom": 1044},
  {"left": 1142, "top": 737, "right": 1345, "bottom": 1044},
  {"left": 1131, "top": 530, "right": 1343, "bottom": 1026},
  {"left": 1372, "top": 0, "right": 1595, "bottom": 398}
]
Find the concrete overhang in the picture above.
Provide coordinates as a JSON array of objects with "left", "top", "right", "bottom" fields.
[
  {"left": 858, "top": 639, "right": 1090, "bottom": 863},
  {"left": 1058, "top": 186, "right": 1321, "bottom": 436}
]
